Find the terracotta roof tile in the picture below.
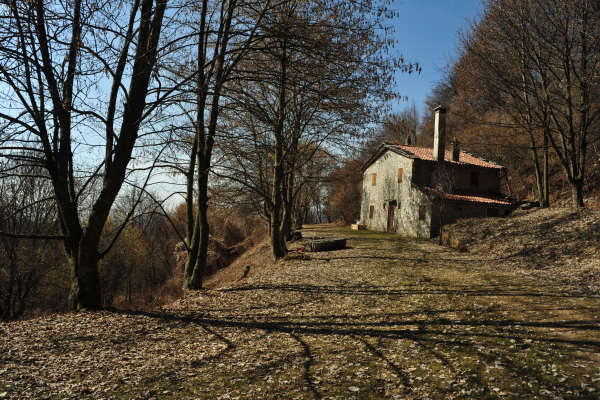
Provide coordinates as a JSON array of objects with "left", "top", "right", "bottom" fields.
[
  {"left": 391, "top": 145, "right": 503, "bottom": 169},
  {"left": 419, "top": 186, "right": 513, "bottom": 206},
  {"left": 443, "top": 192, "right": 513, "bottom": 206}
]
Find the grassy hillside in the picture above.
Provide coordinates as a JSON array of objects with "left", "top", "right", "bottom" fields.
[
  {"left": 444, "top": 208, "right": 600, "bottom": 294},
  {"left": 1, "top": 224, "right": 599, "bottom": 399}
]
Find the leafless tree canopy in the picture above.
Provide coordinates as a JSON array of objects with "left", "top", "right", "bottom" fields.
[{"left": 0, "top": 0, "right": 413, "bottom": 311}]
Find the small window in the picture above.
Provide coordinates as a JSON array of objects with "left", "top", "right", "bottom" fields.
[
  {"left": 470, "top": 171, "right": 480, "bottom": 187},
  {"left": 419, "top": 205, "right": 426, "bottom": 221},
  {"left": 369, "top": 205, "right": 374, "bottom": 219},
  {"left": 397, "top": 168, "right": 403, "bottom": 182},
  {"left": 371, "top": 173, "right": 377, "bottom": 186}
]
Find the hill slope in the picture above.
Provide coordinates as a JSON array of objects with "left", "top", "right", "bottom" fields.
[
  {"left": 1, "top": 224, "right": 599, "bottom": 399},
  {"left": 444, "top": 207, "right": 600, "bottom": 294}
]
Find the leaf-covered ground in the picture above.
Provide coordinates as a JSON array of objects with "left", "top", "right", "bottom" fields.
[
  {"left": 444, "top": 207, "right": 600, "bottom": 294},
  {"left": 1, "top": 224, "right": 599, "bottom": 399}
]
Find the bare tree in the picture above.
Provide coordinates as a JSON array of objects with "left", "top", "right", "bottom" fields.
[
  {"left": 216, "top": 0, "right": 412, "bottom": 258},
  {"left": 456, "top": 0, "right": 600, "bottom": 208},
  {"left": 0, "top": 162, "right": 60, "bottom": 319},
  {"left": 0, "top": 0, "right": 169, "bottom": 309},
  {"left": 158, "top": 0, "right": 272, "bottom": 289}
]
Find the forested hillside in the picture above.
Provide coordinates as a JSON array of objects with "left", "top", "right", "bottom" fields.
[{"left": 326, "top": 0, "right": 600, "bottom": 223}]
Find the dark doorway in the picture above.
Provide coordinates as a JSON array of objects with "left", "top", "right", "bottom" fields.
[{"left": 387, "top": 201, "right": 397, "bottom": 233}]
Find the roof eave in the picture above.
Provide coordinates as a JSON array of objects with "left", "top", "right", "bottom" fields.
[
  {"left": 445, "top": 198, "right": 513, "bottom": 207},
  {"left": 416, "top": 158, "right": 505, "bottom": 170}
]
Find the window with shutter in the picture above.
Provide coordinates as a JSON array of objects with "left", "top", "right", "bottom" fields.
[
  {"left": 398, "top": 168, "right": 403, "bottom": 182},
  {"left": 371, "top": 173, "right": 376, "bottom": 186}
]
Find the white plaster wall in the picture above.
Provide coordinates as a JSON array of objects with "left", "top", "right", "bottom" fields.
[{"left": 398, "top": 183, "right": 434, "bottom": 239}]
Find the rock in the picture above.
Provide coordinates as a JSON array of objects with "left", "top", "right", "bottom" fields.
[
  {"left": 519, "top": 201, "right": 539, "bottom": 210},
  {"left": 306, "top": 238, "right": 347, "bottom": 252},
  {"left": 348, "top": 386, "right": 360, "bottom": 392}
]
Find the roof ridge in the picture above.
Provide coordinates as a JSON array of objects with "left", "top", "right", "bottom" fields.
[
  {"left": 363, "top": 143, "right": 504, "bottom": 171},
  {"left": 393, "top": 144, "right": 504, "bottom": 169}
]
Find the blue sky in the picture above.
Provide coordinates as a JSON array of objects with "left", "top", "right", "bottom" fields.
[{"left": 390, "top": 0, "right": 483, "bottom": 118}]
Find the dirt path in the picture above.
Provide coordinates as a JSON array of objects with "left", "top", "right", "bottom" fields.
[{"left": 1, "top": 225, "right": 599, "bottom": 399}]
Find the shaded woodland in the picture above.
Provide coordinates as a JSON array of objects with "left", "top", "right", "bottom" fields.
[{"left": 326, "top": 0, "right": 600, "bottom": 224}]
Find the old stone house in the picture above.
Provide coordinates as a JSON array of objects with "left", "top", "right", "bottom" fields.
[{"left": 360, "top": 106, "right": 513, "bottom": 238}]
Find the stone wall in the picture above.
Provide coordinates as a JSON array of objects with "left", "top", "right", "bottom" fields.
[
  {"left": 434, "top": 202, "right": 487, "bottom": 232},
  {"left": 360, "top": 149, "right": 507, "bottom": 239},
  {"left": 360, "top": 151, "right": 433, "bottom": 238},
  {"left": 432, "top": 201, "right": 512, "bottom": 236}
]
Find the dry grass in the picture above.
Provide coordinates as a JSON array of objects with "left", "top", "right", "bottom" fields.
[
  {"left": 1, "top": 224, "right": 599, "bottom": 399},
  {"left": 171, "top": 222, "right": 270, "bottom": 291},
  {"left": 444, "top": 207, "right": 600, "bottom": 294},
  {"left": 204, "top": 238, "right": 273, "bottom": 289}
]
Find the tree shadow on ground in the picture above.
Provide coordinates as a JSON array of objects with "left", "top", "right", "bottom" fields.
[
  {"left": 113, "top": 307, "right": 600, "bottom": 348},
  {"left": 219, "top": 283, "right": 600, "bottom": 298},
  {"left": 111, "top": 285, "right": 600, "bottom": 399},
  {"left": 458, "top": 211, "right": 600, "bottom": 268}
]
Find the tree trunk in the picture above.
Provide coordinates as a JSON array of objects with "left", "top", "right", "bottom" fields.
[
  {"left": 184, "top": 216, "right": 200, "bottom": 288},
  {"left": 185, "top": 184, "right": 209, "bottom": 289},
  {"left": 270, "top": 140, "right": 287, "bottom": 258},
  {"left": 68, "top": 239, "right": 101, "bottom": 310},
  {"left": 541, "top": 132, "right": 550, "bottom": 207},
  {"left": 270, "top": 33, "right": 288, "bottom": 259},
  {"left": 527, "top": 130, "right": 546, "bottom": 206},
  {"left": 184, "top": 151, "right": 211, "bottom": 289},
  {"left": 281, "top": 170, "right": 294, "bottom": 241},
  {"left": 438, "top": 210, "right": 444, "bottom": 245},
  {"left": 570, "top": 178, "right": 584, "bottom": 208}
]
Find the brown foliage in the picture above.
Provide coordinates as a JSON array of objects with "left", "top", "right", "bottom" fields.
[
  {"left": 326, "top": 159, "right": 364, "bottom": 224},
  {"left": 99, "top": 214, "right": 179, "bottom": 309},
  {"left": 172, "top": 202, "right": 269, "bottom": 284},
  {"left": 439, "top": 0, "right": 600, "bottom": 207}
]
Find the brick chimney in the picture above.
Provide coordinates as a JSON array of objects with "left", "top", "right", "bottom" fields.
[
  {"left": 451, "top": 138, "right": 460, "bottom": 162},
  {"left": 433, "top": 105, "right": 446, "bottom": 162}
]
